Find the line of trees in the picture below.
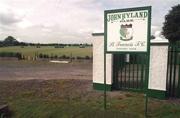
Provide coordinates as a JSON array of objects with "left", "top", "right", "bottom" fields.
[{"left": 0, "top": 36, "right": 92, "bottom": 47}]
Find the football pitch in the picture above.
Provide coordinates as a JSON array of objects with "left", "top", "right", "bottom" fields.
[{"left": 0, "top": 46, "right": 92, "bottom": 57}]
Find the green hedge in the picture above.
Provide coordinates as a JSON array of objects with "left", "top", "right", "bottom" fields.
[
  {"left": 0, "top": 52, "right": 22, "bottom": 59},
  {"left": 38, "top": 53, "right": 92, "bottom": 60}
]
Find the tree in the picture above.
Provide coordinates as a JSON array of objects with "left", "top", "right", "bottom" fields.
[
  {"left": 162, "top": 4, "right": 180, "bottom": 42},
  {"left": 3, "top": 36, "right": 19, "bottom": 46}
]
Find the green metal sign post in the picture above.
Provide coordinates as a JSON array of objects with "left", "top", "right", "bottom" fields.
[
  {"left": 104, "top": 51, "right": 107, "bottom": 110},
  {"left": 104, "top": 6, "right": 151, "bottom": 116}
]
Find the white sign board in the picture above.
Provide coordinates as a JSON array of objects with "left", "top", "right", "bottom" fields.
[{"left": 105, "top": 7, "right": 151, "bottom": 53}]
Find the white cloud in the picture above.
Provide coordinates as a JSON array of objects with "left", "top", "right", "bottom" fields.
[
  {"left": 0, "top": 7, "right": 22, "bottom": 25},
  {"left": 0, "top": 0, "right": 179, "bottom": 43},
  {"left": 0, "top": 0, "right": 104, "bottom": 43},
  {"left": 17, "top": 19, "right": 33, "bottom": 29}
]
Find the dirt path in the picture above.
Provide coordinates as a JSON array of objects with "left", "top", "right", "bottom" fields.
[{"left": 0, "top": 60, "right": 92, "bottom": 80}]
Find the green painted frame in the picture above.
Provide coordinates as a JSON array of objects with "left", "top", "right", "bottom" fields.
[
  {"left": 92, "top": 33, "right": 104, "bottom": 36},
  {"left": 93, "top": 83, "right": 112, "bottom": 91},
  {"left": 104, "top": 6, "right": 151, "bottom": 93},
  {"left": 104, "top": 6, "right": 151, "bottom": 54}
]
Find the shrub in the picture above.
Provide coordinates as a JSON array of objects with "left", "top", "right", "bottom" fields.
[
  {"left": 16, "top": 53, "right": 22, "bottom": 59},
  {"left": 76, "top": 56, "right": 83, "bottom": 59},
  {"left": 71, "top": 57, "right": 75, "bottom": 60},
  {"left": 54, "top": 55, "right": 58, "bottom": 59},
  {"left": 60, "top": 55, "right": 70, "bottom": 59},
  {"left": 85, "top": 56, "right": 90, "bottom": 60},
  {"left": 43, "top": 54, "right": 49, "bottom": 58},
  {"left": 38, "top": 53, "right": 49, "bottom": 59},
  {"left": 39, "top": 53, "right": 43, "bottom": 58},
  {"left": 61, "top": 55, "right": 66, "bottom": 59}
]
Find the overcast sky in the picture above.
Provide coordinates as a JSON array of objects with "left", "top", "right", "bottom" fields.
[{"left": 0, "top": 0, "right": 179, "bottom": 43}]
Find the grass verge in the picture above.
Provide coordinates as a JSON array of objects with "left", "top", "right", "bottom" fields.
[{"left": 0, "top": 79, "right": 180, "bottom": 118}]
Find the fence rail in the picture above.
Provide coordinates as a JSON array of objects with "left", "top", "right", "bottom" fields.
[
  {"left": 113, "top": 53, "right": 147, "bottom": 92},
  {"left": 166, "top": 44, "right": 180, "bottom": 98}
]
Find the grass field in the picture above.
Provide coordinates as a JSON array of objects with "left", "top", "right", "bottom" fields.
[
  {"left": 1, "top": 79, "right": 180, "bottom": 118},
  {"left": 0, "top": 46, "right": 92, "bottom": 57}
]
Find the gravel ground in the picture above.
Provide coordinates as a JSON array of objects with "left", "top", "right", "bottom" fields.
[{"left": 0, "top": 60, "right": 92, "bottom": 80}]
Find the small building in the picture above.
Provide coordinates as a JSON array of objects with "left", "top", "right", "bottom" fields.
[{"left": 92, "top": 32, "right": 173, "bottom": 99}]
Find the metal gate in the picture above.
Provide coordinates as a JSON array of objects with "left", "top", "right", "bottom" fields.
[
  {"left": 166, "top": 43, "right": 180, "bottom": 98},
  {"left": 113, "top": 53, "right": 148, "bottom": 92}
]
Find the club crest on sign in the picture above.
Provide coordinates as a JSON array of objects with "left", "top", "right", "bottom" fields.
[{"left": 120, "top": 24, "right": 133, "bottom": 41}]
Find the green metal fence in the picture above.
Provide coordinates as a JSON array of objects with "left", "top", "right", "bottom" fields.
[
  {"left": 113, "top": 53, "right": 147, "bottom": 92},
  {"left": 166, "top": 43, "right": 180, "bottom": 98}
]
